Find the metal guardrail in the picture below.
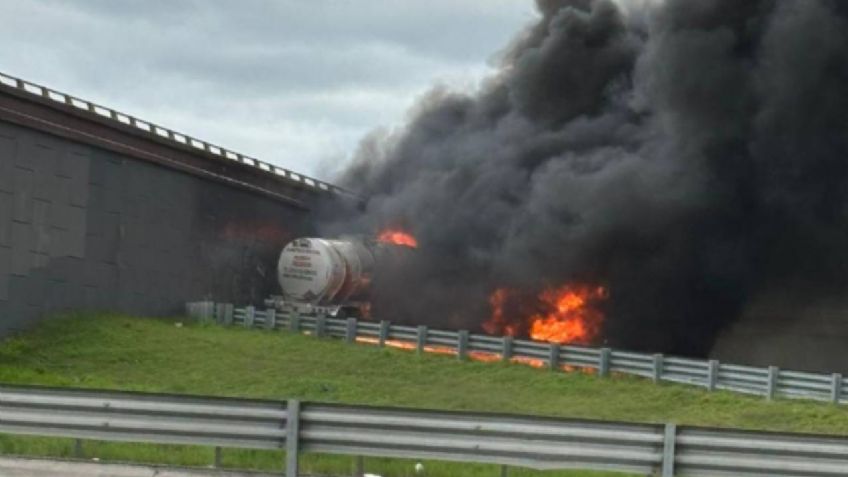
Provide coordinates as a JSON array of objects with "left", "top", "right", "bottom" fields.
[
  {"left": 299, "top": 403, "right": 665, "bottom": 475},
  {"left": 0, "top": 70, "right": 354, "bottom": 198},
  {"left": 0, "top": 384, "right": 289, "bottom": 450},
  {"left": 2, "top": 383, "right": 848, "bottom": 476},
  {"left": 187, "top": 302, "right": 848, "bottom": 406}
]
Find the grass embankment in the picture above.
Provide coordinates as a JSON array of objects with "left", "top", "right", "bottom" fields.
[{"left": 0, "top": 314, "right": 847, "bottom": 477}]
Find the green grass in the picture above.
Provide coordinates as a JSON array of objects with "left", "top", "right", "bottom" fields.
[{"left": 1, "top": 313, "right": 847, "bottom": 476}]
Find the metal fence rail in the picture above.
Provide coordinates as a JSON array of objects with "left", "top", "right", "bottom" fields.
[
  {"left": 299, "top": 403, "right": 664, "bottom": 474},
  {"left": 0, "top": 384, "right": 289, "bottom": 450},
  {"left": 188, "top": 302, "right": 847, "bottom": 406},
  {"left": 674, "top": 426, "right": 848, "bottom": 476},
  {"left": 3, "top": 383, "right": 848, "bottom": 476},
  {"left": 0, "top": 70, "right": 353, "bottom": 198}
]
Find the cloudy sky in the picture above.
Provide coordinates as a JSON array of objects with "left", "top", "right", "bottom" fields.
[{"left": 0, "top": 0, "right": 537, "bottom": 180}]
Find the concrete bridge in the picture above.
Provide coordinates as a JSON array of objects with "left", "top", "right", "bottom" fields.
[{"left": 0, "top": 71, "right": 351, "bottom": 333}]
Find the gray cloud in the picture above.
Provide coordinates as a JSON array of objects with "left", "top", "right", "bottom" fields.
[{"left": 0, "top": 0, "right": 536, "bottom": 176}]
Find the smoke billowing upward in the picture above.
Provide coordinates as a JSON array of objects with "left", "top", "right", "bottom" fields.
[{"left": 319, "top": 0, "right": 848, "bottom": 357}]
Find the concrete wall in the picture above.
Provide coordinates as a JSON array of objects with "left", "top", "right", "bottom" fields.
[
  {"left": 711, "top": 291, "right": 848, "bottom": 373},
  {"left": 0, "top": 119, "right": 313, "bottom": 333}
]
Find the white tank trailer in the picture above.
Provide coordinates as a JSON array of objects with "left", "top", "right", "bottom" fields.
[{"left": 268, "top": 236, "right": 411, "bottom": 317}]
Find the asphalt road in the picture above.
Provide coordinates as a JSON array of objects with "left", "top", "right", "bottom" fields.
[{"left": 0, "top": 457, "right": 283, "bottom": 477}]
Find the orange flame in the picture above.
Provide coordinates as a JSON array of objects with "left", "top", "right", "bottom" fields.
[
  {"left": 484, "top": 284, "right": 607, "bottom": 345},
  {"left": 482, "top": 288, "right": 517, "bottom": 336},
  {"left": 354, "top": 336, "right": 597, "bottom": 372},
  {"left": 377, "top": 229, "right": 418, "bottom": 248}
]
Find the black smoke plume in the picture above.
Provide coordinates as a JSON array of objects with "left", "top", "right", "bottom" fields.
[{"left": 319, "top": 0, "right": 848, "bottom": 357}]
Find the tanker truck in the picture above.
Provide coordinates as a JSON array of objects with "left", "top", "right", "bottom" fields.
[{"left": 266, "top": 236, "right": 411, "bottom": 318}]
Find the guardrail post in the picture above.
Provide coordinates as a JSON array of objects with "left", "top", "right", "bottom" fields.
[
  {"left": 379, "top": 320, "right": 390, "bottom": 346},
  {"left": 661, "top": 423, "right": 676, "bottom": 477},
  {"left": 652, "top": 353, "right": 664, "bottom": 384},
  {"left": 346, "top": 318, "right": 357, "bottom": 344},
  {"left": 73, "top": 438, "right": 83, "bottom": 458},
  {"left": 315, "top": 314, "right": 326, "bottom": 338},
  {"left": 201, "top": 301, "right": 214, "bottom": 323},
  {"left": 245, "top": 306, "right": 255, "bottom": 328},
  {"left": 214, "top": 446, "right": 222, "bottom": 468},
  {"left": 500, "top": 464, "right": 509, "bottom": 477},
  {"left": 832, "top": 373, "right": 843, "bottom": 404},
  {"left": 502, "top": 336, "right": 513, "bottom": 362},
  {"left": 707, "top": 360, "right": 719, "bottom": 392},
  {"left": 289, "top": 311, "right": 300, "bottom": 332},
  {"left": 457, "top": 330, "right": 469, "bottom": 361},
  {"left": 285, "top": 400, "right": 301, "bottom": 477},
  {"left": 355, "top": 456, "right": 364, "bottom": 477},
  {"left": 548, "top": 343, "right": 560, "bottom": 370},
  {"left": 417, "top": 326, "right": 428, "bottom": 354},
  {"left": 766, "top": 366, "right": 779, "bottom": 401},
  {"left": 265, "top": 309, "right": 276, "bottom": 330},
  {"left": 222, "top": 304, "right": 234, "bottom": 326},
  {"left": 599, "top": 348, "right": 611, "bottom": 377}
]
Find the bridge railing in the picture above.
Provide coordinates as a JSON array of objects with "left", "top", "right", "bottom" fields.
[
  {"left": 3, "top": 382, "right": 848, "bottom": 476},
  {"left": 0, "top": 70, "right": 355, "bottom": 199},
  {"left": 187, "top": 301, "right": 847, "bottom": 406}
]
